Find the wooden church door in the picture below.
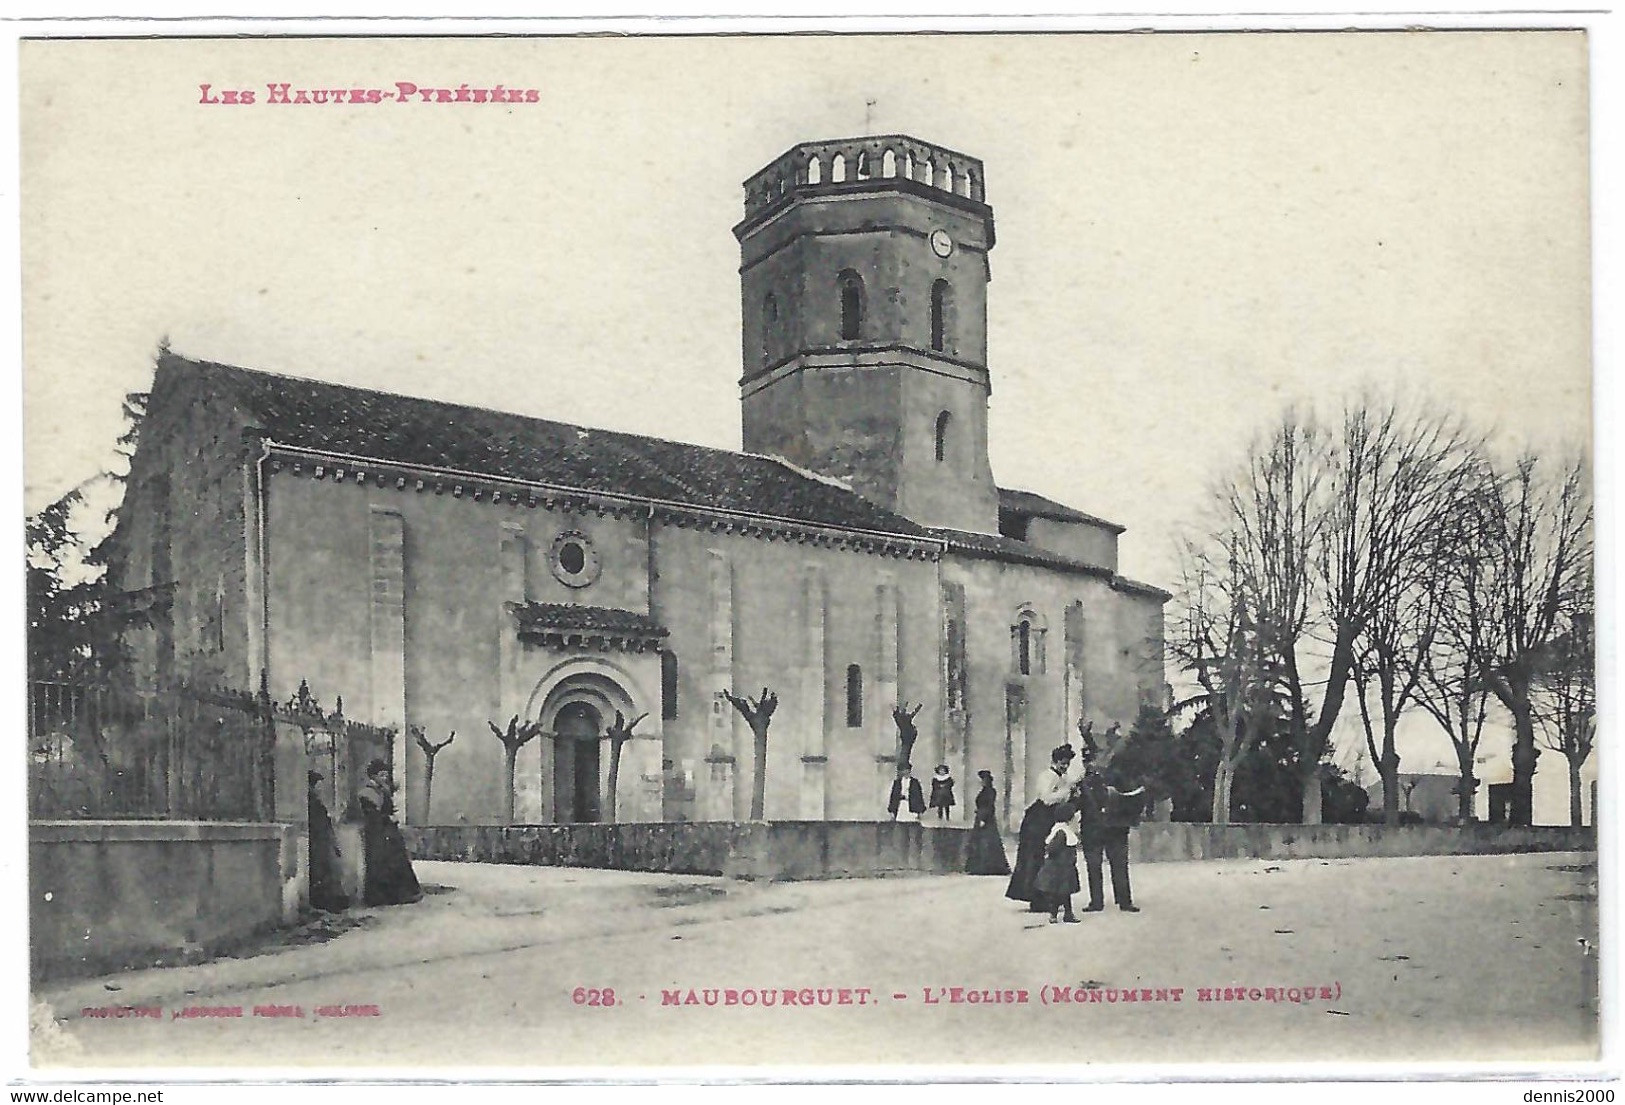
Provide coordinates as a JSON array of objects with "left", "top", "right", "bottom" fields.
[{"left": 554, "top": 701, "right": 603, "bottom": 824}]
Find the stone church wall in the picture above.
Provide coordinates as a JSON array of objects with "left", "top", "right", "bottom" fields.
[
  {"left": 108, "top": 366, "right": 257, "bottom": 692},
  {"left": 264, "top": 472, "right": 662, "bottom": 826},
  {"left": 647, "top": 522, "right": 941, "bottom": 824},
  {"left": 946, "top": 556, "right": 1166, "bottom": 832}
]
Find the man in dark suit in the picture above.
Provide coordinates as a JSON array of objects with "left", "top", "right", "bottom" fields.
[
  {"left": 887, "top": 761, "right": 927, "bottom": 822},
  {"left": 1073, "top": 739, "right": 1146, "bottom": 913}
]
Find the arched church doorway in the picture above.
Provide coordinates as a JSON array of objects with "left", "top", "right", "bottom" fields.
[
  {"left": 526, "top": 659, "right": 647, "bottom": 825},
  {"left": 554, "top": 701, "right": 603, "bottom": 823}
]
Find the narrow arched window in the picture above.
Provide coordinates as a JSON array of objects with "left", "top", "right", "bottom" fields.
[
  {"left": 807, "top": 156, "right": 822, "bottom": 185},
  {"left": 934, "top": 410, "right": 952, "bottom": 463},
  {"left": 832, "top": 153, "right": 847, "bottom": 183},
  {"left": 1011, "top": 608, "right": 1048, "bottom": 676},
  {"left": 942, "top": 163, "right": 954, "bottom": 193},
  {"left": 882, "top": 149, "right": 897, "bottom": 178},
  {"left": 839, "top": 271, "right": 864, "bottom": 341},
  {"left": 855, "top": 150, "right": 871, "bottom": 179},
  {"left": 846, "top": 664, "right": 863, "bottom": 728},
  {"left": 930, "top": 279, "right": 950, "bottom": 353},
  {"left": 662, "top": 650, "right": 679, "bottom": 720}
]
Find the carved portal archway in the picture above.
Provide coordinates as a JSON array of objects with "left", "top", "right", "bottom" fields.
[{"left": 525, "top": 658, "right": 644, "bottom": 824}]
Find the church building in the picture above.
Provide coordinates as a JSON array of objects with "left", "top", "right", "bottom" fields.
[{"left": 108, "top": 135, "right": 1170, "bottom": 832}]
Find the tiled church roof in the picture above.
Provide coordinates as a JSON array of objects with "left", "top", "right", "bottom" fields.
[
  {"left": 997, "top": 487, "right": 1126, "bottom": 534},
  {"left": 508, "top": 603, "right": 670, "bottom": 653},
  {"left": 509, "top": 602, "right": 668, "bottom": 636},
  {"left": 177, "top": 357, "right": 933, "bottom": 540},
  {"left": 928, "top": 526, "right": 1114, "bottom": 579}
]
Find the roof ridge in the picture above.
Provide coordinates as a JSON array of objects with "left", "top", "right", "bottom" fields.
[
  {"left": 177, "top": 353, "right": 768, "bottom": 470},
  {"left": 163, "top": 352, "right": 934, "bottom": 541}
]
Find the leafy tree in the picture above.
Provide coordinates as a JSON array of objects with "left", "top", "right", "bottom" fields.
[
  {"left": 1319, "top": 762, "right": 1370, "bottom": 824},
  {"left": 1106, "top": 703, "right": 1205, "bottom": 818},
  {"left": 26, "top": 487, "right": 147, "bottom": 681}
]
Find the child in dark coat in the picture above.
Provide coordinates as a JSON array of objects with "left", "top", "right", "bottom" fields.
[
  {"left": 929, "top": 765, "right": 956, "bottom": 821},
  {"left": 1033, "top": 802, "right": 1083, "bottom": 923}
]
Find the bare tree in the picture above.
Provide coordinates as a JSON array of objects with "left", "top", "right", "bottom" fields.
[
  {"left": 601, "top": 710, "right": 647, "bottom": 823},
  {"left": 1300, "top": 399, "right": 1484, "bottom": 823},
  {"left": 891, "top": 702, "right": 922, "bottom": 765},
  {"left": 1171, "top": 537, "right": 1276, "bottom": 824},
  {"left": 723, "top": 687, "right": 778, "bottom": 821},
  {"left": 488, "top": 715, "right": 544, "bottom": 824},
  {"left": 1414, "top": 483, "right": 1503, "bottom": 823},
  {"left": 1346, "top": 489, "right": 1464, "bottom": 824},
  {"left": 411, "top": 726, "right": 455, "bottom": 825},
  {"left": 1532, "top": 593, "right": 1595, "bottom": 828},
  {"left": 1478, "top": 453, "right": 1593, "bottom": 826},
  {"left": 1223, "top": 411, "right": 1330, "bottom": 822}
]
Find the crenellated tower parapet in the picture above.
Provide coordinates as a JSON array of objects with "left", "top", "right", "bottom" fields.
[
  {"left": 734, "top": 134, "right": 1000, "bottom": 535},
  {"left": 740, "top": 135, "right": 988, "bottom": 220}
]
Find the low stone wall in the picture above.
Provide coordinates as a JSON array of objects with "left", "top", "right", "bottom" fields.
[
  {"left": 407, "top": 820, "right": 1595, "bottom": 882},
  {"left": 407, "top": 821, "right": 760, "bottom": 876},
  {"left": 1128, "top": 821, "right": 1596, "bottom": 863},
  {"left": 29, "top": 820, "right": 301, "bottom": 983}
]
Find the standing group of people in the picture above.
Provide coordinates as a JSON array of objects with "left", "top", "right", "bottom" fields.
[
  {"left": 1004, "top": 737, "right": 1145, "bottom": 923},
  {"left": 884, "top": 737, "right": 1143, "bottom": 905},
  {"left": 307, "top": 758, "right": 424, "bottom": 913},
  {"left": 886, "top": 761, "right": 1014, "bottom": 877},
  {"left": 886, "top": 762, "right": 961, "bottom": 822}
]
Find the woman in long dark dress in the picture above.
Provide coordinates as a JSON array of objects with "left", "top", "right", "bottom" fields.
[
  {"left": 356, "top": 759, "right": 423, "bottom": 907},
  {"left": 965, "top": 770, "right": 1012, "bottom": 876},
  {"left": 307, "top": 771, "right": 350, "bottom": 912},
  {"left": 1005, "top": 743, "right": 1083, "bottom": 909}
]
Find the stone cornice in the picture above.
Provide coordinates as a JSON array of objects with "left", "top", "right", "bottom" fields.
[{"left": 261, "top": 441, "right": 943, "bottom": 563}]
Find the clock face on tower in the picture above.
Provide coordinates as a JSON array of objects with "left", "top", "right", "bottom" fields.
[{"left": 929, "top": 228, "right": 954, "bottom": 258}]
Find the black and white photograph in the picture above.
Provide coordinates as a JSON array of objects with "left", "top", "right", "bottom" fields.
[{"left": 14, "top": 25, "right": 1604, "bottom": 1079}]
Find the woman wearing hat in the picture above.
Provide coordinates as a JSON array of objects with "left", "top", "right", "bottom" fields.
[
  {"left": 964, "top": 769, "right": 1011, "bottom": 876},
  {"left": 354, "top": 758, "right": 423, "bottom": 907},
  {"left": 306, "top": 770, "right": 350, "bottom": 912},
  {"left": 1005, "top": 743, "right": 1085, "bottom": 909}
]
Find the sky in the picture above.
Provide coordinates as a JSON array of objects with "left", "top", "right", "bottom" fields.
[{"left": 18, "top": 31, "right": 1596, "bottom": 819}]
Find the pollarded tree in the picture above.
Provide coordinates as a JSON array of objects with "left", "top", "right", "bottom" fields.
[
  {"left": 601, "top": 710, "right": 648, "bottom": 822},
  {"left": 411, "top": 727, "right": 455, "bottom": 825},
  {"left": 488, "top": 716, "right": 544, "bottom": 824},
  {"left": 723, "top": 687, "right": 778, "bottom": 821},
  {"left": 891, "top": 702, "right": 922, "bottom": 766}
]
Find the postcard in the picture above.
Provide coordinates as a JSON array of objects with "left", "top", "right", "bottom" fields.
[{"left": 16, "top": 27, "right": 1600, "bottom": 1077}]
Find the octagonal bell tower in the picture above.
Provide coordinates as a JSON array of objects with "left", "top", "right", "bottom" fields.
[{"left": 734, "top": 135, "right": 999, "bottom": 535}]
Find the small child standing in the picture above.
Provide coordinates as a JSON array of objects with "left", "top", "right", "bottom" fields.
[
  {"left": 1033, "top": 802, "right": 1083, "bottom": 923},
  {"left": 929, "top": 765, "right": 956, "bottom": 821}
]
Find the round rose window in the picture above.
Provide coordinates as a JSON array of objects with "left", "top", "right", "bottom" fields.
[{"left": 550, "top": 530, "right": 601, "bottom": 588}]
